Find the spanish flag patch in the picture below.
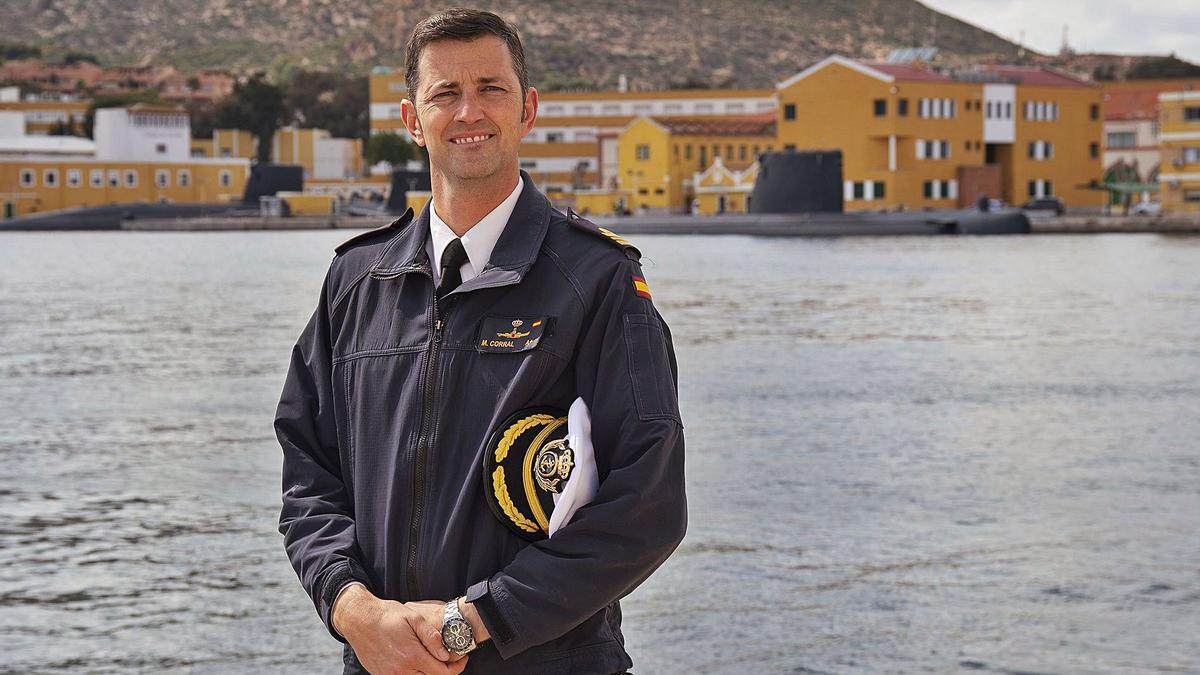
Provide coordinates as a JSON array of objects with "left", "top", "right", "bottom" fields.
[{"left": 632, "top": 275, "right": 652, "bottom": 300}]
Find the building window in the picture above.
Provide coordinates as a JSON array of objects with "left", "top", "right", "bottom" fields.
[
  {"left": 155, "top": 169, "right": 169, "bottom": 187},
  {"left": 573, "top": 104, "right": 593, "bottom": 116},
  {"left": 219, "top": 170, "right": 232, "bottom": 187},
  {"left": 1183, "top": 147, "right": 1200, "bottom": 163},
  {"left": 898, "top": 98, "right": 908, "bottom": 116},
  {"left": 684, "top": 145, "right": 692, "bottom": 160},
  {"left": 546, "top": 132, "right": 563, "bottom": 143},
  {"left": 1089, "top": 142, "right": 1099, "bottom": 159},
  {"left": 1183, "top": 189, "right": 1200, "bottom": 202},
  {"left": 90, "top": 169, "right": 103, "bottom": 187},
  {"left": 637, "top": 188, "right": 648, "bottom": 196},
  {"left": 739, "top": 145, "right": 747, "bottom": 161},
  {"left": 695, "top": 103, "right": 714, "bottom": 114},
  {"left": 876, "top": 181, "right": 886, "bottom": 199},
  {"left": 853, "top": 182, "right": 864, "bottom": 199},
  {"left": 1106, "top": 131, "right": 1136, "bottom": 149},
  {"left": 1090, "top": 103, "right": 1099, "bottom": 120},
  {"left": 1185, "top": 107, "right": 1200, "bottom": 121},
  {"left": 725, "top": 144, "right": 733, "bottom": 159},
  {"left": 19, "top": 168, "right": 35, "bottom": 187},
  {"left": 67, "top": 169, "right": 81, "bottom": 187},
  {"left": 663, "top": 103, "right": 682, "bottom": 114},
  {"left": 156, "top": 143, "right": 167, "bottom": 154},
  {"left": 784, "top": 103, "right": 796, "bottom": 121},
  {"left": 1004, "top": 101, "right": 1012, "bottom": 119},
  {"left": 784, "top": 143, "right": 795, "bottom": 151},
  {"left": 923, "top": 180, "right": 933, "bottom": 198},
  {"left": 654, "top": 187, "right": 665, "bottom": 195},
  {"left": 636, "top": 144, "right": 650, "bottom": 161},
  {"left": 543, "top": 105, "right": 564, "bottom": 116},
  {"left": 177, "top": 169, "right": 191, "bottom": 187},
  {"left": 108, "top": 170, "right": 120, "bottom": 187},
  {"left": 1045, "top": 179, "right": 1053, "bottom": 195},
  {"left": 601, "top": 104, "right": 621, "bottom": 115},
  {"left": 874, "top": 99, "right": 886, "bottom": 116},
  {"left": 124, "top": 170, "right": 138, "bottom": 187},
  {"left": 44, "top": 169, "right": 58, "bottom": 187},
  {"left": 519, "top": 159, "right": 536, "bottom": 169}
]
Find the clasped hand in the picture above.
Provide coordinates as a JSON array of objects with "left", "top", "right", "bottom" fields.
[{"left": 333, "top": 587, "right": 468, "bottom": 675}]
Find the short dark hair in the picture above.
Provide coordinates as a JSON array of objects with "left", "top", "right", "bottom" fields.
[{"left": 404, "top": 8, "right": 530, "bottom": 98}]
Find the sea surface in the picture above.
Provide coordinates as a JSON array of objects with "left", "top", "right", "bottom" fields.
[{"left": 1, "top": 231, "right": 1198, "bottom": 673}]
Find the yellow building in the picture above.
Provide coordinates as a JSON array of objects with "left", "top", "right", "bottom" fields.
[
  {"left": 369, "top": 67, "right": 409, "bottom": 136},
  {"left": 271, "top": 127, "right": 363, "bottom": 180},
  {"left": 692, "top": 157, "right": 759, "bottom": 215},
  {"left": 775, "top": 56, "right": 1103, "bottom": 211},
  {"left": 1158, "top": 90, "right": 1200, "bottom": 212},
  {"left": 605, "top": 115, "right": 775, "bottom": 213},
  {"left": 0, "top": 99, "right": 90, "bottom": 134},
  {"left": 0, "top": 157, "right": 249, "bottom": 217}
]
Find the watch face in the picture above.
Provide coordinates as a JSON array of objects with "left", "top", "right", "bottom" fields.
[{"left": 441, "top": 617, "right": 474, "bottom": 653}]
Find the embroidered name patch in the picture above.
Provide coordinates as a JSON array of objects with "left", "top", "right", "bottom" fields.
[{"left": 477, "top": 317, "right": 549, "bottom": 353}]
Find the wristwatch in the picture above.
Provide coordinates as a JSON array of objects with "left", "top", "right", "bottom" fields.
[{"left": 441, "top": 597, "right": 477, "bottom": 655}]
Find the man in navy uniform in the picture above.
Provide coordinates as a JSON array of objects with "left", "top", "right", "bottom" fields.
[{"left": 276, "top": 8, "right": 686, "bottom": 673}]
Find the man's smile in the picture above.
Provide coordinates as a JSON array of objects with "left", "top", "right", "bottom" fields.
[{"left": 449, "top": 133, "right": 496, "bottom": 146}]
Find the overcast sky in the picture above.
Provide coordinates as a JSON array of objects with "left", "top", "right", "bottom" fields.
[{"left": 920, "top": 0, "right": 1200, "bottom": 63}]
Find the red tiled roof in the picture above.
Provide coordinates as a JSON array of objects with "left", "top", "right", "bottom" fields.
[
  {"left": 863, "top": 62, "right": 953, "bottom": 82},
  {"left": 1102, "top": 88, "right": 1161, "bottom": 121},
  {"left": 653, "top": 114, "right": 776, "bottom": 137},
  {"left": 983, "top": 66, "right": 1092, "bottom": 88}
]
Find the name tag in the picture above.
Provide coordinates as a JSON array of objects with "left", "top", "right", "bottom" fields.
[{"left": 477, "top": 316, "right": 549, "bottom": 353}]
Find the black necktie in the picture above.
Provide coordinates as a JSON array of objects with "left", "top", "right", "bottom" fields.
[{"left": 437, "top": 238, "right": 468, "bottom": 299}]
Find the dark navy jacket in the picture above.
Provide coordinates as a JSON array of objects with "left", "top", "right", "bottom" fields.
[{"left": 276, "top": 176, "right": 687, "bottom": 673}]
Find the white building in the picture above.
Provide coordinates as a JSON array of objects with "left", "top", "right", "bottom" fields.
[{"left": 93, "top": 104, "right": 191, "bottom": 162}]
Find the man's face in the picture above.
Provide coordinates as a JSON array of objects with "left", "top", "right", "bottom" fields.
[{"left": 402, "top": 35, "right": 537, "bottom": 183}]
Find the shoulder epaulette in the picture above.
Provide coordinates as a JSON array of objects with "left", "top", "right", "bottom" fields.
[
  {"left": 566, "top": 208, "right": 641, "bottom": 261},
  {"left": 334, "top": 209, "right": 413, "bottom": 254}
]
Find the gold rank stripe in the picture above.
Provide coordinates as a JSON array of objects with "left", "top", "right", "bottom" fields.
[
  {"left": 598, "top": 227, "right": 633, "bottom": 248},
  {"left": 632, "top": 275, "right": 652, "bottom": 300}
]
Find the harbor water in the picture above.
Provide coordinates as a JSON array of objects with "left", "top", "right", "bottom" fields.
[{"left": 1, "top": 231, "right": 1198, "bottom": 673}]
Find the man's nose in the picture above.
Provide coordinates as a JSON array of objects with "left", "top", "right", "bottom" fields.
[{"left": 453, "top": 91, "right": 485, "bottom": 124}]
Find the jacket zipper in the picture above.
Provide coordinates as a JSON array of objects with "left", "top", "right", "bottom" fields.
[{"left": 406, "top": 271, "right": 450, "bottom": 601}]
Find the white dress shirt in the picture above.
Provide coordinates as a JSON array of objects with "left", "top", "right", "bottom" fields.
[{"left": 427, "top": 176, "right": 524, "bottom": 286}]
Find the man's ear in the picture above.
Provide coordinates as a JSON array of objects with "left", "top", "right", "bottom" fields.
[
  {"left": 521, "top": 87, "right": 539, "bottom": 138},
  {"left": 401, "top": 98, "right": 426, "bottom": 147}
]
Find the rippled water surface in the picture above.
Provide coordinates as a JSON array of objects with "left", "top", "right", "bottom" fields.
[{"left": 1, "top": 231, "right": 1198, "bottom": 673}]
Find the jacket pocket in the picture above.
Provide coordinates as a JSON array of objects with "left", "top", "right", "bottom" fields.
[{"left": 622, "top": 313, "right": 681, "bottom": 423}]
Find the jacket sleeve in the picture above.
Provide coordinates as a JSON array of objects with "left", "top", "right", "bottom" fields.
[
  {"left": 470, "top": 257, "right": 687, "bottom": 658},
  {"left": 276, "top": 269, "right": 369, "bottom": 644}
]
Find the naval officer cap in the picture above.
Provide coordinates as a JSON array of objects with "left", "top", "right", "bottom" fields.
[{"left": 483, "top": 398, "right": 598, "bottom": 541}]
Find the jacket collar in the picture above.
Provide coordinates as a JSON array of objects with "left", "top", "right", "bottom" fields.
[{"left": 369, "top": 170, "right": 552, "bottom": 293}]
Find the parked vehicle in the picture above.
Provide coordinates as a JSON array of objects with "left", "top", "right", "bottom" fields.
[{"left": 1021, "top": 197, "right": 1065, "bottom": 216}]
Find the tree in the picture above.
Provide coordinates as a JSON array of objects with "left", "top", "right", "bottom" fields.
[
  {"left": 61, "top": 51, "right": 100, "bottom": 66},
  {"left": 185, "top": 100, "right": 217, "bottom": 139},
  {"left": 214, "top": 72, "right": 289, "bottom": 163},
  {"left": 285, "top": 69, "right": 369, "bottom": 141},
  {"left": 1126, "top": 55, "right": 1200, "bottom": 80},
  {"left": 365, "top": 132, "right": 418, "bottom": 166},
  {"left": 47, "top": 119, "right": 78, "bottom": 136}
]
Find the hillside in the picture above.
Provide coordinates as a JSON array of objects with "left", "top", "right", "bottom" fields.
[{"left": 1, "top": 0, "right": 1029, "bottom": 89}]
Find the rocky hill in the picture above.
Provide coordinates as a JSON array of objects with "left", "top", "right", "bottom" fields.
[{"left": 1, "top": 0, "right": 1032, "bottom": 89}]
